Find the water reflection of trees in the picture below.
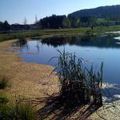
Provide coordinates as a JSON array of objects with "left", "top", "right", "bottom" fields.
[
  {"left": 13, "top": 38, "right": 28, "bottom": 48},
  {"left": 41, "top": 35, "right": 120, "bottom": 48}
]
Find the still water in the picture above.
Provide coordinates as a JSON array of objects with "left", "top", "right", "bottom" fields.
[{"left": 16, "top": 35, "right": 120, "bottom": 101}]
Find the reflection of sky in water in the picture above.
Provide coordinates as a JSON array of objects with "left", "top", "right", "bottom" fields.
[
  {"left": 17, "top": 35, "right": 120, "bottom": 102},
  {"left": 114, "top": 36, "right": 120, "bottom": 41}
]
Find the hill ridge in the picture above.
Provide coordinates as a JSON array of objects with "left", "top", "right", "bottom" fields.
[{"left": 68, "top": 5, "right": 120, "bottom": 18}]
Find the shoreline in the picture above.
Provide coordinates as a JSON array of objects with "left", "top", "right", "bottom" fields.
[{"left": 1, "top": 40, "right": 120, "bottom": 119}]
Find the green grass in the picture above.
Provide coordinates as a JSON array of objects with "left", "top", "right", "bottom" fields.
[
  {"left": 92, "top": 25, "right": 120, "bottom": 34},
  {"left": 0, "top": 94, "right": 9, "bottom": 104},
  {"left": 0, "top": 28, "right": 89, "bottom": 42},
  {"left": 0, "top": 25, "right": 120, "bottom": 42},
  {"left": 0, "top": 77, "right": 35, "bottom": 120},
  {"left": 0, "top": 100, "right": 35, "bottom": 120}
]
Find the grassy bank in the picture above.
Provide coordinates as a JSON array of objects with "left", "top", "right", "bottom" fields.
[
  {"left": 0, "top": 28, "right": 88, "bottom": 42},
  {"left": 0, "top": 25, "right": 120, "bottom": 42}
]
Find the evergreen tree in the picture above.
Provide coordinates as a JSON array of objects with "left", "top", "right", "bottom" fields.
[{"left": 3, "top": 21, "right": 10, "bottom": 31}]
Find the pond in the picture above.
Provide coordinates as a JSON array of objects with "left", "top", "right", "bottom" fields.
[{"left": 15, "top": 34, "right": 120, "bottom": 102}]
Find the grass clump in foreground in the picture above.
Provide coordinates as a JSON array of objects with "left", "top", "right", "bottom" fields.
[
  {"left": 0, "top": 98, "right": 35, "bottom": 120},
  {"left": 0, "top": 74, "right": 35, "bottom": 120},
  {"left": 56, "top": 50, "right": 103, "bottom": 107}
]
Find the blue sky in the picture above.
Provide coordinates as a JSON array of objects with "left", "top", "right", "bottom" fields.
[{"left": 0, "top": 0, "right": 120, "bottom": 24}]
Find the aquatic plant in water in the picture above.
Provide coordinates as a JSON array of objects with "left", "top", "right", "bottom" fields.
[{"left": 55, "top": 50, "right": 103, "bottom": 106}]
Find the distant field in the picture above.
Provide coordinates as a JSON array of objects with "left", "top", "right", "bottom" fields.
[{"left": 0, "top": 26, "right": 120, "bottom": 41}]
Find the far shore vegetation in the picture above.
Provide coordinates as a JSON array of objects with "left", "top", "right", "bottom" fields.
[{"left": 0, "top": 25, "right": 120, "bottom": 42}]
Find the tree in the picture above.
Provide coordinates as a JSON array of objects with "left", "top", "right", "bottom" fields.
[
  {"left": 39, "top": 15, "right": 66, "bottom": 29},
  {"left": 3, "top": 21, "right": 10, "bottom": 31},
  {"left": 90, "top": 17, "right": 97, "bottom": 27},
  {"left": 62, "top": 17, "right": 71, "bottom": 28},
  {"left": 69, "top": 17, "right": 80, "bottom": 28},
  {"left": 0, "top": 22, "right": 3, "bottom": 31},
  {"left": 75, "top": 18, "right": 81, "bottom": 27}
]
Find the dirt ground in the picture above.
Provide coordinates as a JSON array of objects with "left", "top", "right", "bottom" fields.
[
  {"left": 0, "top": 40, "right": 59, "bottom": 100},
  {"left": 0, "top": 40, "right": 120, "bottom": 120}
]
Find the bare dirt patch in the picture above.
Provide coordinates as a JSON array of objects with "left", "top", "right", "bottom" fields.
[{"left": 0, "top": 40, "right": 59, "bottom": 100}]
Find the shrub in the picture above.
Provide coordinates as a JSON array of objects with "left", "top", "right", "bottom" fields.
[{"left": 0, "top": 76, "right": 8, "bottom": 89}]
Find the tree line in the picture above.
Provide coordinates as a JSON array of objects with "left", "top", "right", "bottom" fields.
[
  {"left": 0, "top": 14, "right": 120, "bottom": 32},
  {"left": 35, "top": 15, "right": 93, "bottom": 29},
  {"left": 36, "top": 15, "right": 120, "bottom": 29}
]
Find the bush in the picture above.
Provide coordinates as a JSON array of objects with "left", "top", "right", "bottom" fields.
[
  {"left": 56, "top": 50, "right": 103, "bottom": 106},
  {"left": 0, "top": 76, "right": 8, "bottom": 89}
]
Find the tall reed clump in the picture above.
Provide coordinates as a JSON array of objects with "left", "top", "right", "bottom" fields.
[{"left": 56, "top": 50, "right": 103, "bottom": 107}]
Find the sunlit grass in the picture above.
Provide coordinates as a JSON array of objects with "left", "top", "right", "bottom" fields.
[
  {"left": 0, "top": 25, "right": 120, "bottom": 42},
  {"left": 0, "top": 101, "right": 35, "bottom": 120}
]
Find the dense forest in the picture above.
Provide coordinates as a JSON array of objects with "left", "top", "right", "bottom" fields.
[
  {"left": 34, "top": 5, "right": 120, "bottom": 28},
  {"left": 0, "top": 5, "right": 120, "bottom": 31}
]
